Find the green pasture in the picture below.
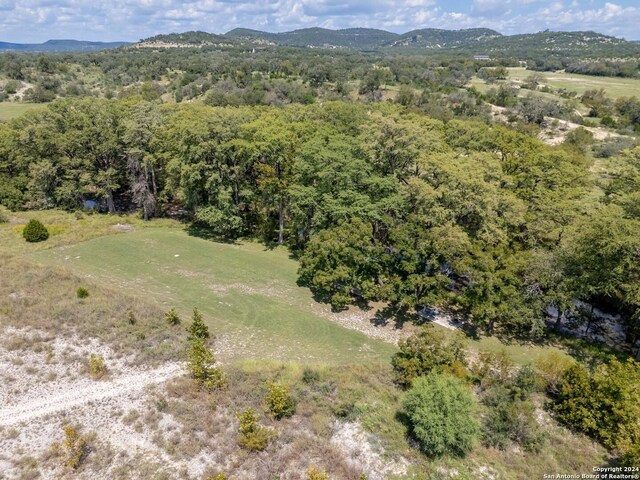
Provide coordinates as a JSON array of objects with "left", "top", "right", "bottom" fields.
[
  {"left": 31, "top": 228, "right": 397, "bottom": 365},
  {"left": 0, "top": 102, "right": 44, "bottom": 121},
  {"left": 506, "top": 67, "right": 640, "bottom": 99}
]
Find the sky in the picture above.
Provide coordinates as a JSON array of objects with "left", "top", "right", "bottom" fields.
[{"left": 1, "top": 0, "right": 640, "bottom": 43}]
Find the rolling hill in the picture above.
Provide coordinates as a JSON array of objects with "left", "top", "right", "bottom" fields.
[
  {"left": 226, "top": 26, "right": 399, "bottom": 49},
  {"left": 3, "top": 27, "right": 639, "bottom": 57},
  {"left": 223, "top": 27, "right": 640, "bottom": 57},
  {"left": 389, "top": 28, "right": 502, "bottom": 48}
]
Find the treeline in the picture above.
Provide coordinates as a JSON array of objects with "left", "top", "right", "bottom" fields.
[
  {"left": 0, "top": 47, "right": 514, "bottom": 105},
  {"left": 528, "top": 58, "right": 640, "bottom": 78},
  {"left": 0, "top": 98, "right": 639, "bottom": 352}
]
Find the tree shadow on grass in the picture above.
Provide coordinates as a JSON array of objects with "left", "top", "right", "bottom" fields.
[{"left": 184, "top": 223, "right": 240, "bottom": 245}]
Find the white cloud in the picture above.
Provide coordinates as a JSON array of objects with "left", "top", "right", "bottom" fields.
[{"left": 0, "top": 0, "right": 638, "bottom": 42}]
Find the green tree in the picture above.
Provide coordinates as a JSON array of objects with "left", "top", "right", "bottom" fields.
[
  {"left": 554, "top": 358, "right": 640, "bottom": 465},
  {"left": 22, "top": 218, "right": 49, "bottom": 242},
  {"left": 187, "top": 307, "right": 209, "bottom": 340},
  {"left": 298, "top": 218, "right": 382, "bottom": 309},
  {"left": 265, "top": 382, "right": 296, "bottom": 419},
  {"left": 186, "top": 338, "right": 225, "bottom": 390},
  {"left": 392, "top": 324, "right": 467, "bottom": 387},
  {"left": 403, "top": 372, "right": 479, "bottom": 457}
]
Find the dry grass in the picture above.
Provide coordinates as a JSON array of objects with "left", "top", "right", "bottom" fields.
[
  {"left": 0, "top": 208, "right": 180, "bottom": 258},
  {"left": 160, "top": 368, "right": 369, "bottom": 479},
  {"left": 0, "top": 257, "right": 186, "bottom": 366}
]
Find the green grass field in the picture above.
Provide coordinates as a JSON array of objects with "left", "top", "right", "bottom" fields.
[
  {"left": 31, "top": 228, "right": 397, "bottom": 365},
  {"left": 0, "top": 102, "right": 44, "bottom": 121}
]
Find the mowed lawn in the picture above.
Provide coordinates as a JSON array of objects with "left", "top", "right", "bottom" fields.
[
  {"left": 32, "top": 228, "right": 397, "bottom": 365},
  {"left": 0, "top": 102, "right": 44, "bottom": 121}
]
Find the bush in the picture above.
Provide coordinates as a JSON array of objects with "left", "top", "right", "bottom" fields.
[
  {"left": 534, "top": 352, "right": 574, "bottom": 395},
  {"left": 0, "top": 206, "right": 8, "bottom": 223},
  {"left": 403, "top": 372, "right": 479, "bottom": 457},
  {"left": 76, "top": 287, "right": 89, "bottom": 299},
  {"left": 307, "top": 465, "right": 330, "bottom": 480},
  {"left": 472, "top": 350, "right": 514, "bottom": 389},
  {"left": 186, "top": 339, "right": 225, "bottom": 391},
  {"left": 22, "top": 218, "right": 49, "bottom": 242},
  {"left": 88, "top": 354, "right": 107, "bottom": 379},
  {"left": 52, "top": 425, "right": 88, "bottom": 470},
  {"left": 392, "top": 324, "right": 467, "bottom": 387},
  {"left": 165, "top": 307, "right": 181, "bottom": 325},
  {"left": 302, "top": 367, "right": 320, "bottom": 384},
  {"left": 187, "top": 307, "right": 209, "bottom": 340},
  {"left": 265, "top": 382, "right": 296, "bottom": 419},
  {"left": 512, "top": 364, "right": 538, "bottom": 400},
  {"left": 481, "top": 386, "right": 546, "bottom": 452},
  {"left": 236, "top": 408, "right": 273, "bottom": 451},
  {"left": 554, "top": 358, "right": 640, "bottom": 465}
]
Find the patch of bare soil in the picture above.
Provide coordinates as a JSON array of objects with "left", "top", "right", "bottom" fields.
[
  {"left": 111, "top": 223, "right": 134, "bottom": 232},
  {"left": 330, "top": 420, "right": 409, "bottom": 479},
  {"left": 11, "top": 81, "right": 34, "bottom": 101},
  {"left": 538, "top": 117, "right": 623, "bottom": 146},
  {"left": 0, "top": 327, "right": 191, "bottom": 479}
]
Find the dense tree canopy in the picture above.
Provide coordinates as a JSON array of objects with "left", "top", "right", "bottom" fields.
[{"left": 0, "top": 97, "right": 638, "bottom": 351}]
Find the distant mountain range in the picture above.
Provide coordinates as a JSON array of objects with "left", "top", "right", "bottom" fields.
[
  {"left": 0, "top": 39, "right": 131, "bottom": 52},
  {"left": 1, "top": 28, "right": 639, "bottom": 57},
  {"left": 224, "top": 27, "right": 640, "bottom": 56}
]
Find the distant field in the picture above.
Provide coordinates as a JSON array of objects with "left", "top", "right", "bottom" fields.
[
  {"left": 470, "top": 68, "right": 640, "bottom": 103},
  {"left": 507, "top": 67, "right": 640, "bottom": 99},
  {"left": 32, "top": 228, "right": 398, "bottom": 365},
  {"left": 0, "top": 102, "right": 44, "bottom": 121}
]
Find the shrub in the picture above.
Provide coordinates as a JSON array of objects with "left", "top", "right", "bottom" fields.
[
  {"left": 392, "top": 324, "right": 467, "bottom": 387},
  {"left": 534, "top": 351, "right": 574, "bottom": 395},
  {"left": 52, "top": 425, "right": 88, "bottom": 469},
  {"left": 88, "top": 354, "right": 107, "bottom": 379},
  {"left": 22, "top": 218, "right": 49, "bottom": 242},
  {"left": 512, "top": 365, "right": 537, "bottom": 399},
  {"left": 187, "top": 339, "right": 225, "bottom": 391},
  {"left": 76, "top": 287, "right": 89, "bottom": 299},
  {"left": 302, "top": 367, "right": 320, "bottom": 384},
  {"left": 306, "top": 465, "right": 330, "bottom": 480},
  {"left": 0, "top": 207, "right": 8, "bottom": 223},
  {"left": 187, "top": 307, "right": 209, "bottom": 340},
  {"left": 236, "top": 408, "right": 273, "bottom": 451},
  {"left": 472, "top": 350, "right": 514, "bottom": 389},
  {"left": 481, "top": 386, "right": 546, "bottom": 452},
  {"left": 403, "top": 372, "right": 479, "bottom": 457},
  {"left": 554, "top": 358, "right": 640, "bottom": 465},
  {"left": 165, "top": 307, "right": 181, "bottom": 326},
  {"left": 265, "top": 382, "right": 296, "bottom": 419}
]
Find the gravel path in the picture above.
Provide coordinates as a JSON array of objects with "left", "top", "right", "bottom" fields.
[{"left": 0, "top": 362, "right": 181, "bottom": 426}]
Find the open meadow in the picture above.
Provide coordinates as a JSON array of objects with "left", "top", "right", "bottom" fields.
[
  {"left": 506, "top": 67, "right": 640, "bottom": 99},
  {"left": 0, "top": 102, "right": 43, "bottom": 121}
]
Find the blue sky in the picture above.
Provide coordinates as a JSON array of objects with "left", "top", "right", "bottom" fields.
[{"left": 1, "top": 0, "right": 640, "bottom": 43}]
